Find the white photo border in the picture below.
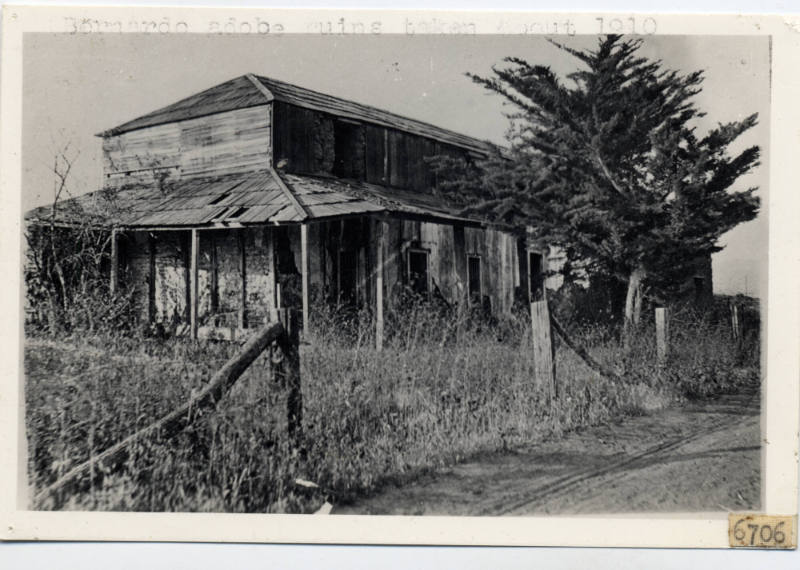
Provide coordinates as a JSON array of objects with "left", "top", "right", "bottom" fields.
[{"left": 1, "top": 5, "right": 798, "bottom": 548}]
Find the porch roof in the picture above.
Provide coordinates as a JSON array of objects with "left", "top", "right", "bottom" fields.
[{"left": 25, "top": 169, "right": 486, "bottom": 230}]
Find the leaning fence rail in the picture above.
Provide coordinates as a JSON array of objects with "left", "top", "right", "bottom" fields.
[{"left": 33, "top": 317, "right": 300, "bottom": 509}]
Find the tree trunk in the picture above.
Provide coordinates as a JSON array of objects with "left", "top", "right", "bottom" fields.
[{"left": 622, "top": 266, "right": 645, "bottom": 348}]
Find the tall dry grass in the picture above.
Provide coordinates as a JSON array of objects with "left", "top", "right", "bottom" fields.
[{"left": 24, "top": 299, "right": 759, "bottom": 513}]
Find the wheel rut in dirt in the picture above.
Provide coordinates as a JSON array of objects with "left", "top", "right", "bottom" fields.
[{"left": 334, "top": 387, "right": 761, "bottom": 516}]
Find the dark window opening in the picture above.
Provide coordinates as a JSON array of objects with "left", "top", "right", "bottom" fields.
[
  {"left": 467, "top": 255, "right": 482, "bottom": 301},
  {"left": 338, "top": 249, "right": 358, "bottom": 305},
  {"left": 529, "top": 251, "right": 544, "bottom": 301},
  {"left": 333, "top": 120, "right": 365, "bottom": 180},
  {"left": 275, "top": 226, "right": 297, "bottom": 275},
  {"left": 208, "top": 192, "right": 230, "bottom": 206},
  {"left": 408, "top": 249, "right": 430, "bottom": 296}
]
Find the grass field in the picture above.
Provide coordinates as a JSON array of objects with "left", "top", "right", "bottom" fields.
[{"left": 24, "top": 302, "right": 759, "bottom": 513}]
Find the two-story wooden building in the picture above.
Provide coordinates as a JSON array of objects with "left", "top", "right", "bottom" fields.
[{"left": 27, "top": 74, "right": 546, "bottom": 343}]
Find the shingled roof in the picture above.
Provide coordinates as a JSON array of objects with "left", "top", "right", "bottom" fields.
[
  {"left": 25, "top": 169, "right": 482, "bottom": 230},
  {"left": 98, "top": 74, "right": 495, "bottom": 155}
]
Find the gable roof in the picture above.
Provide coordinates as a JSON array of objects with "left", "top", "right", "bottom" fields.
[
  {"left": 25, "top": 169, "right": 485, "bottom": 230},
  {"left": 98, "top": 74, "right": 495, "bottom": 155}
]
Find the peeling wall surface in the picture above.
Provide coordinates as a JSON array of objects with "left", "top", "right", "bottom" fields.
[
  {"left": 123, "top": 218, "right": 523, "bottom": 332},
  {"left": 125, "top": 227, "right": 279, "bottom": 329}
]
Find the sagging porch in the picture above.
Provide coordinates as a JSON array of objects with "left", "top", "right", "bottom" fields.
[{"left": 110, "top": 213, "right": 541, "bottom": 347}]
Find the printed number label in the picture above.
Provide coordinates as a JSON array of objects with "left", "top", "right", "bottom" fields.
[{"left": 729, "top": 515, "right": 796, "bottom": 548}]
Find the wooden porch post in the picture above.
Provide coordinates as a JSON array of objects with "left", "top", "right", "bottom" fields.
[
  {"left": 238, "top": 229, "right": 247, "bottom": 329},
  {"left": 300, "top": 223, "right": 310, "bottom": 333},
  {"left": 376, "top": 219, "right": 386, "bottom": 351},
  {"left": 453, "top": 224, "right": 467, "bottom": 297},
  {"left": 147, "top": 232, "right": 156, "bottom": 323},
  {"left": 110, "top": 228, "right": 119, "bottom": 295},
  {"left": 265, "top": 227, "right": 277, "bottom": 321},
  {"left": 190, "top": 228, "right": 199, "bottom": 339},
  {"left": 210, "top": 232, "right": 219, "bottom": 318}
]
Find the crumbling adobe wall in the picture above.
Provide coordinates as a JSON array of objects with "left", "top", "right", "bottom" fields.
[{"left": 124, "top": 227, "right": 278, "bottom": 330}]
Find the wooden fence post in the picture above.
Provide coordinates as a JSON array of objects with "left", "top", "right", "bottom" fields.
[
  {"left": 530, "top": 300, "right": 556, "bottom": 402},
  {"left": 731, "top": 302, "right": 742, "bottom": 341},
  {"left": 110, "top": 228, "right": 119, "bottom": 295},
  {"left": 274, "top": 309, "right": 303, "bottom": 441},
  {"left": 655, "top": 307, "right": 669, "bottom": 366}
]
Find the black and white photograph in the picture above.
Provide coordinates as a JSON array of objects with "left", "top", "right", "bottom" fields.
[{"left": 1, "top": 6, "right": 798, "bottom": 552}]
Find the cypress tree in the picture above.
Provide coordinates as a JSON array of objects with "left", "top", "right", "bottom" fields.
[{"left": 431, "top": 35, "right": 760, "bottom": 339}]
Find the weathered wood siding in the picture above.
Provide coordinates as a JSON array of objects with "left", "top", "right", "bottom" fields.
[
  {"left": 297, "top": 217, "right": 520, "bottom": 316},
  {"left": 274, "top": 103, "right": 463, "bottom": 193},
  {"left": 102, "top": 106, "right": 272, "bottom": 186}
]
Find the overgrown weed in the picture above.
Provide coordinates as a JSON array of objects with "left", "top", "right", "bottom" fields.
[{"left": 25, "top": 299, "right": 759, "bottom": 512}]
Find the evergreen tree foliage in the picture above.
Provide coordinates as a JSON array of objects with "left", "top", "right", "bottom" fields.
[{"left": 431, "top": 35, "right": 760, "bottom": 329}]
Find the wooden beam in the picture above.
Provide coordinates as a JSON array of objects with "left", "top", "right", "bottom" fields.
[
  {"left": 300, "top": 223, "right": 310, "bottom": 333},
  {"left": 210, "top": 232, "right": 219, "bottom": 318},
  {"left": 190, "top": 229, "right": 199, "bottom": 339},
  {"left": 452, "top": 224, "right": 467, "bottom": 298},
  {"left": 182, "top": 231, "right": 191, "bottom": 326},
  {"left": 244, "top": 73, "right": 275, "bottom": 102},
  {"left": 147, "top": 233, "right": 156, "bottom": 323},
  {"left": 383, "top": 128, "right": 389, "bottom": 183},
  {"left": 238, "top": 230, "right": 248, "bottom": 329},
  {"left": 110, "top": 228, "right": 119, "bottom": 295},
  {"left": 265, "top": 227, "right": 277, "bottom": 319},
  {"left": 34, "top": 319, "right": 290, "bottom": 508},
  {"left": 376, "top": 219, "right": 386, "bottom": 351},
  {"left": 269, "top": 168, "right": 309, "bottom": 221},
  {"left": 655, "top": 307, "right": 669, "bottom": 366},
  {"left": 530, "top": 300, "right": 557, "bottom": 402}
]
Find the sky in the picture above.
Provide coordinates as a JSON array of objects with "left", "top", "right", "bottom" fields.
[{"left": 21, "top": 33, "right": 770, "bottom": 296}]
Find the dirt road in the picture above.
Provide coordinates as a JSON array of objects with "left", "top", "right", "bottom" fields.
[{"left": 334, "top": 388, "right": 761, "bottom": 515}]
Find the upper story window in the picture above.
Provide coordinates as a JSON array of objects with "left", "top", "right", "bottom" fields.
[{"left": 333, "top": 120, "right": 366, "bottom": 180}]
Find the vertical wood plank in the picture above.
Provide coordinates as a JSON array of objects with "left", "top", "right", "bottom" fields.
[
  {"left": 731, "top": 302, "right": 741, "bottom": 341},
  {"left": 238, "top": 229, "right": 247, "bottom": 329},
  {"left": 182, "top": 231, "right": 191, "bottom": 325},
  {"left": 110, "top": 228, "right": 119, "bottom": 295},
  {"left": 383, "top": 129, "right": 389, "bottom": 183},
  {"left": 265, "top": 227, "right": 277, "bottom": 319},
  {"left": 655, "top": 307, "right": 669, "bottom": 366},
  {"left": 452, "top": 224, "right": 466, "bottom": 299},
  {"left": 190, "top": 229, "right": 199, "bottom": 339},
  {"left": 300, "top": 223, "right": 310, "bottom": 333},
  {"left": 147, "top": 233, "right": 156, "bottom": 323},
  {"left": 517, "top": 235, "right": 529, "bottom": 305},
  {"left": 210, "top": 232, "right": 219, "bottom": 321},
  {"left": 530, "top": 300, "right": 556, "bottom": 402},
  {"left": 376, "top": 219, "right": 386, "bottom": 351}
]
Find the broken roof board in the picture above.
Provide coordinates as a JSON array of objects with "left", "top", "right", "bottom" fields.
[{"left": 26, "top": 169, "right": 486, "bottom": 230}]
